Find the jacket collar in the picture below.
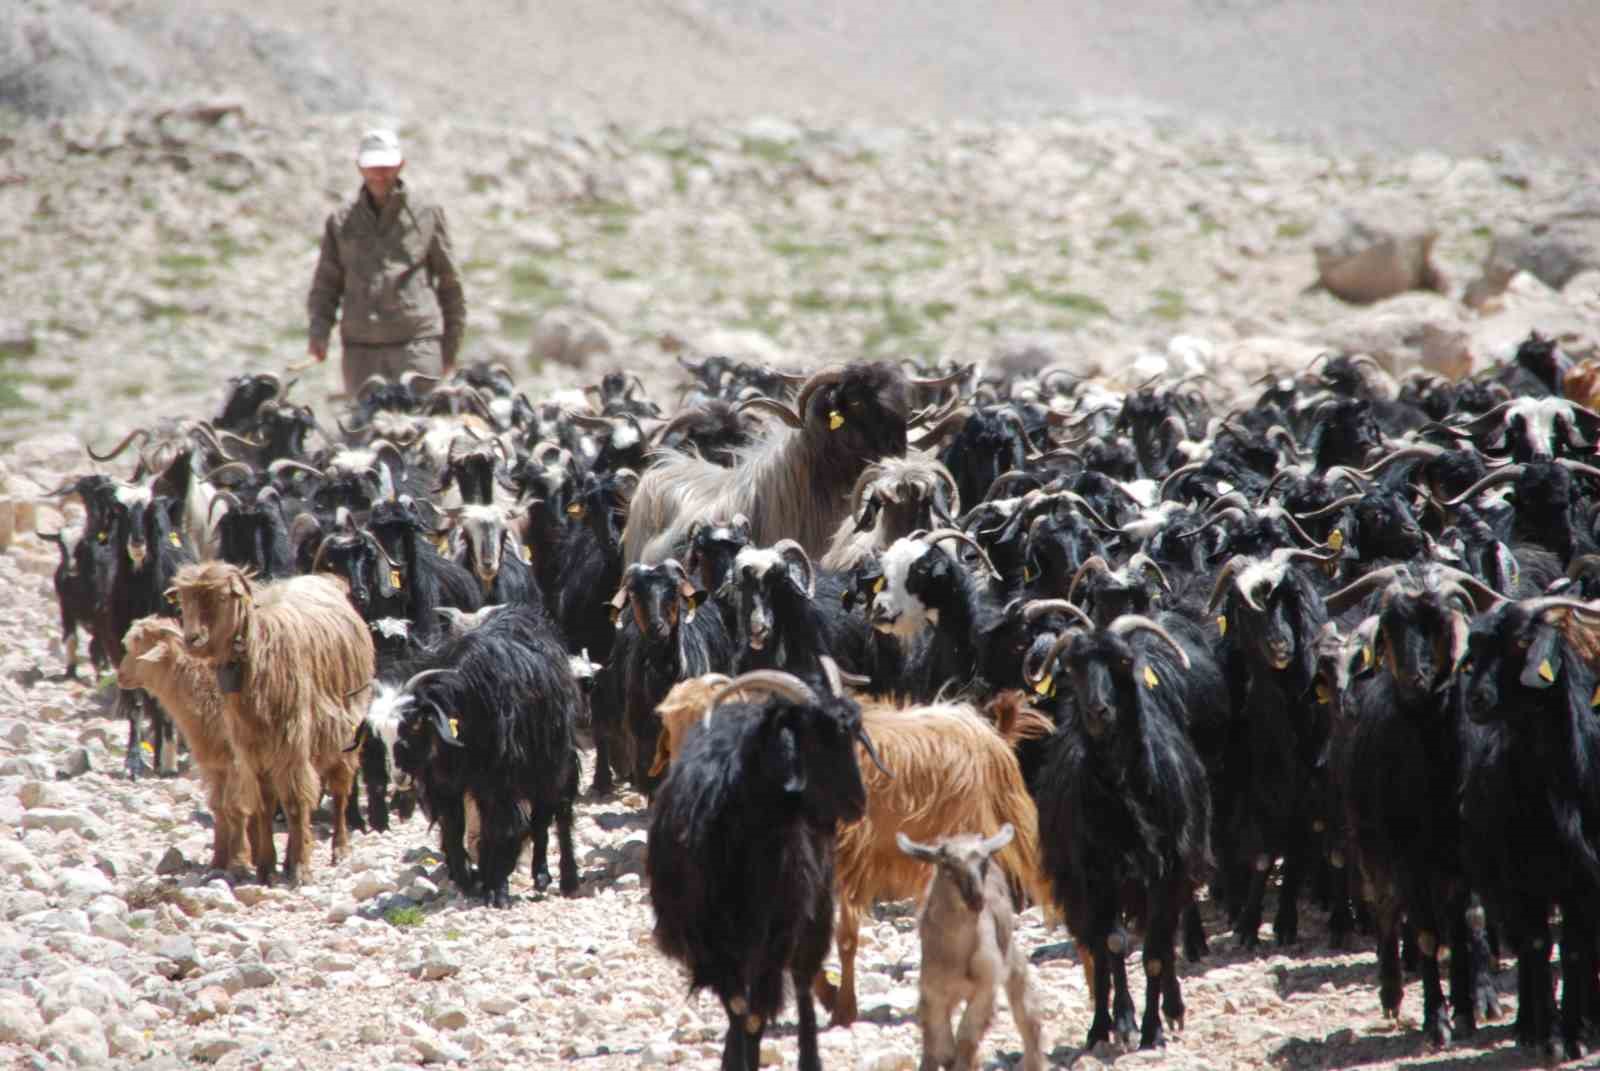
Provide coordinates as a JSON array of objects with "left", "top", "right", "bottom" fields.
[{"left": 358, "top": 177, "right": 408, "bottom": 227}]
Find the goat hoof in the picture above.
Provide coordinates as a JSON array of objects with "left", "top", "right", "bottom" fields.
[
  {"left": 1476, "top": 990, "right": 1502, "bottom": 1023},
  {"left": 532, "top": 868, "right": 552, "bottom": 892},
  {"left": 559, "top": 874, "right": 580, "bottom": 898},
  {"left": 1424, "top": 1018, "right": 1450, "bottom": 1051},
  {"left": 1139, "top": 1029, "right": 1166, "bottom": 1051}
]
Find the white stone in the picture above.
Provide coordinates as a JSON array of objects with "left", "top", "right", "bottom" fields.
[
  {"left": 0, "top": 989, "right": 45, "bottom": 1045},
  {"left": 56, "top": 865, "right": 114, "bottom": 903},
  {"left": 44, "top": 1005, "right": 108, "bottom": 1066}
]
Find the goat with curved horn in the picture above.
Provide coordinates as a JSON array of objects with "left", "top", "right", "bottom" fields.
[
  {"left": 86, "top": 428, "right": 150, "bottom": 462},
  {"left": 1107, "top": 614, "right": 1192, "bottom": 670},
  {"left": 920, "top": 527, "right": 1002, "bottom": 581},
  {"left": 737, "top": 397, "right": 803, "bottom": 429}
]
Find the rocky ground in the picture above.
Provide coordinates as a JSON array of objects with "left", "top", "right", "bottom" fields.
[{"left": 6, "top": 4, "right": 1600, "bottom": 1069}]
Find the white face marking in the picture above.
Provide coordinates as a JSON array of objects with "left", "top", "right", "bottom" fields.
[
  {"left": 872, "top": 538, "right": 932, "bottom": 638},
  {"left": 734, "top": 547, "right": 782, "bottom": 579},
  {"left": 371, "top": 618, "right": 411, "bottom": 640},
  {"left": 612, "top": 423, "right": 641, "bottom": 450},
  {"left": 114, "top": 484, "right": 152, "bottom": 509}
]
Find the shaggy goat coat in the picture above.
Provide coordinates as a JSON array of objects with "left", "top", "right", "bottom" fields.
[{"left": 172, "top": 563, "right": 373, "bottom": 883}]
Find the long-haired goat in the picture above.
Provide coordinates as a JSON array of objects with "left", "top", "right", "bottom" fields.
[
  {"left": 623, "top": 362, "right": 937, "bottom": 564},
  {"left": 171, "top": 563, "right": 374, "bottom": 885},
  {"left": 646, "top": 660, "right": 886, "bottom": 1071},
  {"left": 116, "top": 616, "right": 257, "bottom": 874}
]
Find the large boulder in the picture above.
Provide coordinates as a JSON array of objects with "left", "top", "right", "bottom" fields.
[
  {"left": 1468, "top": 188, "right": 1600, "bottom": 307},
  {"left": 1313, "top": 213, "right": 1447, "bottom": 305}
]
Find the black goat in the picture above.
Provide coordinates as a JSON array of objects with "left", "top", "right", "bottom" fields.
[
  {"left": 1031, "top": 615, "right": 1212, "bottom": 1050},
  {"left": 367, "top": 496, "right": 483, "bottom": 645},
  {"left": 1206, "top": 546, "right": 1341, "bottom": 948},
  {"left": 1458, "top": 596, "right": 1600, "bottom": 1060},
  {"left": 389, "top": 605, "right": 582, "bottom": 907},
  {"left": 1325, "top": 564, "right": 1505, "bottom": 1046},
  {"left": 729, "top": 541, "right": 872, "bottom": 682},
  {"left": 607, "top": 559, "right": 736, "bottom": 789},
  {"left": 646, "top": 661, "right": 884, "bottom": 1071}
]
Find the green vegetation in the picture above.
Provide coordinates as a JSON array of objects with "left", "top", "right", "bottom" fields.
[
  {"left": 157, "top": 252, "right": 210, "bottom": 273},
  {"left": 507, "top": 261, "right": 564, "bottom": 307},
  {"left": 1110, "top": 210, "right": 1149, "bottom": 235},
  {"left": 385, "top": 905, "right": 426, "bottom": 928},
  {"left": 1006, "top": 275, "right": 1109, "bottom": 318},
  {"left": 921, "top": 300, "right": 957, "bottom": 323},
  {"left": 1151, "top": 288, "right": 1187, "bottom": 322},
  {"left": 1275, "top": 220, "right": 1311, "bottom": 240}
]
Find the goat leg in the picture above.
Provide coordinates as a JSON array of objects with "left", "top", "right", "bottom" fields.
[
  {"left": 1181, "top": 897, "right": 1208, "bottom": 962},
  {"left": 831, "top": 899, "right": 861, "bottom": 1027},
  {"left": 325, "top": 763, "right": 355, "bottom": 865},
  {"left": 252, "top": 778, "right": 278, "bottom": 884},
  {"left": 1004, "top": 950, "right": 1045, "bottom": 1071},
  {"left": 590, "top": 733, "right": 615, "bottom": 797},
  {"left": 1234, "top": 857, "right": 1269, "bottom": 950},
  {"left": 1140, "top": 893, "right": 1179, "bottom": 1049},
  {"left": 791, "top": 967, "right": 823, "bottom": 1071},
  {"left": 1415, "top": 927, "right": 1451, "bottom": 1049},
  {"left": 954, "top": 967, "right": 999, "bottom": 1070},
  {"left": 528, "top": 806, "right": 553, "bottom": 892},
  {"left": 1273, "top": 844, "right": 1305, "bottom": 946},
  {"left": 1084, "top": 931, "right": 1116, "bottom": 1051},
  {"left": 1560, "top": 903, "right": 1595, "bottom": 1061},
  {"left": 1376, "top": 917, "right": 1403, "bottom": 1019},
  {"left": 436, "top": 795, "right": 475, "bottom": 895},
  {"left": 554, "top": 791, "right": 580, "bottom": 897},
  {"left": 1108, "top": 931, "right": 1138, "bottom": 1049},
  {"left": 120, "top": 689, "right": 149, "bottom": 780},
  {"left": 151, "top": 698, "right": 179, "bottom": 776}
]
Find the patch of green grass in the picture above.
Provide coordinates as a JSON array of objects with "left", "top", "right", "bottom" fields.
[
  {"left": 734, "top": 295, "right": 785, "bottom": 339},
  {"left": 1151, "top": 288, "right": 1187, "bottom": 322},
  {"left": 1472, "top": 225, "right": 1494, "bottom": 240},
  {"left": 507, "top": 262, "right": 563, "bottom": 306},
  {"left": 862, "top": 294, "right": 922, "bottom": 352},
  {"left": 140, "top": 301, "right": 189, "bottom": 321},
  {"left": 36, "top": 373, "right": 75, "bottom": 391},
  {"left": 385, "top": 905, "right": 425, "bottom": 928},
  {"left": 922, "top": 300, "right": 957, "bottom": 322},
  {"left": 1132, "top": 243, "right": 1154, "bottom": 264},
  {"left": 443, "top": 928, "right": 464, "bottom": 941},
  {"left": 597, "top": 219, "right": 629, "bottom": 237},
  {"left": 1110, "top": 210, "right": 1149, "bottom": 235},
  {"left": 1006, "top": 275, "right": 1110, "bottom": 318},
  {"left": 1275, "top": 220, "right": 1311, "bottom": 240},
  {"left": 1057, "top": 240, "right": 1072, "bottom": 258},
  {"left": 157, "top": 252, "right": 210, "bottom": 273},
  {"left": 602, "top": 266, "right": 638, "bottom": 281},
  {"left": 117, "top": 382, "right": 148, "bottom": 400},
  {"left": 499, "top": 311, "right": 536, "bottom": 339},
  {"left": 210, "top": 234, "right": 247, "bottom": 262},
  {"left": 742, "top": 137, "right": 796, "bottom": 164},
  {"left": 769, "top": 238, "right": 849, "bottom": 260},
  {"left": 793, "top": 289, "right": 834, "bottom": 312},
  {"left": 0, "top": 374, "right": 23, "bottom": 410}
]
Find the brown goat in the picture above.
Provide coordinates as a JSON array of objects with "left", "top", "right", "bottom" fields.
[
  {"left": 117, "top": 616, "right": 257, "bottom": 873},
  {"left": 170, "top": 563, "right": 374, "bottom": 886},
  {"left": 652, "top": 678, "right": 1051, "bottom": 1027},
  {"left": 820, "top": 454, "right": 962, "bottom": 572}
]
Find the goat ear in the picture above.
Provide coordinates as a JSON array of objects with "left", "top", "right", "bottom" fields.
[
  {"left": 979, "top": 823, "right": 1015, "bottom": 856},
  {"left": 138, "top": 646, "right": 165, "bottom": 664},
  {"left": 1448, "top": 614, "right": 1471, "bottom": 669},
  {"left": 895, "top": 831, "right": 938, "bottom": 862},
  {"left": 432, "top": 708, "right": 465, "bottom": 747},
  {"left": 853, "top": 498, "right": 881, "bottom": 534},
  {"left": 228, "top": 572, "right": 251, "bottom": 599},
  {"left": 1520, "top": 623, "right": 1563, "bottom": 689},
  {"left": 343, "top": 721, "right": 371, "bottom": 754},
  {"left": 775, "top": 725, "right": 805, "bottom": 795}
]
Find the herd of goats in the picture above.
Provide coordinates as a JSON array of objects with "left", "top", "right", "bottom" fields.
[{"left": 37, "top": 333, "right": 1600, "bottom": 1069}]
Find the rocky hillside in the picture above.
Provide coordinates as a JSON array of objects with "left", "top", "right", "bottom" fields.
[{"left": 6, "top": 3, "right": 1600, "bottom": 1070}]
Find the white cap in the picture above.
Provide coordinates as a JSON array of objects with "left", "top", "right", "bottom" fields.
[{"left": 356, "top": 129, "right": 403, "bottom": 168}]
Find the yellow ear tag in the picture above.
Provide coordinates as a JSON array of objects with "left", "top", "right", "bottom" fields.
[
  {"left": 1143, "top": 666, "right": 1160, "bottom": 689},
  {"left": 1591, "top": 683, "right": 1600, "bottom": 708},
  {"left": 872, "top": 576, "right": 884, "bottom": 594},
  {"left": 140, "top": 741, "right": 154, "bottom": 755},
  {"left": 432, "top": 534, "right": 449, "bottom": 553},
  {"left": 168, "top": 532, "right": 181, "bottom": 547},
  {"left": 389, "top": 569, "right": 403, "bottom": 589},
  {"left": 1539, "top": 659, "right": 1555, "bottom": 683},
  {"left": 1361, "top": 646, "right": 1373, "bottom": 669},
  {"left": 1033, "top": 674, "right": 1053, "bottom": 697},
  {"left": 1023, "top": 566, "right": 1035, "bottom": 582},
  {"left": 566, "top": 502, "right": 585, "bottom": 518},
  {"left": 1316, "top": 683, "right": 1331, "bottom": 705},
  {"left": 1216, "top": 615, "right": 1227, "bottom": 636},
  {"left": 1328, "top": 529, "right": 1344, "bottom": 551},
  {"left": 828, "top": 410, "right": 845, "bottom": 430},
  {"left": 448, "top": 717, "right": 459, "bottom": 737},
  {"left": 97, "top": 531, "right": 108, "bottom": 544},
  {"left": 521, "top": 544, "right": 532, "bottom": 564}
]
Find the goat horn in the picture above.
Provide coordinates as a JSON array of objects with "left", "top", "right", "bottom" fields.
[
  {"left": 1293, "top": 494, "right": 1366, "bottom": 521},
  {"left": 1127, "top": 552, "right": 1171, "bottom": 592},
  {"left": 1425, "top": 564, "right": 1507, "bottom": 612},
  {"left": 1107, "top": 614, "right": 1192, "bottom": 670},
  {"left": 651, "top": 409, "right": 707, "bottom": 444},
  {"left": 1324, "top": 466, "right": 1370, "bottom": 492},
  {"left": 400, "top": 667, "right": 456, "bottom": 694},
  {"left": 1358, "top": 444, "right": 1446, "bottom": 475},
  {"left": 1521, "top": 596, "right": 1600, "bottom": 623},
  {"left": 1440, "top": 466, "right": 1524, "bottom": 507},
  {"left": 1020, "top": 598, "right": 1082, "bottom": 624},
  {"left": 189, "top": 422, "right": 236, "bottom": 460},
  {"left": 267, "top": 459, "right": 325, "bottom": 481},
  {"left": 1557, "top": 458, "right": 1600, "bottom": 483},
  {"left": 206, "top": 491, "right": 240, "bottom": 526},
  {"left": 1207, "top": 556, "right": 1258, "bottom": 614},
  {"left": 737, "top": 397, "right": 804, "bottom": 429},
  {"left": 1266, "top": 425, "right": 1301, "bottom": 463},
  {"left": 905, "top": 363, "right": 973, "bottom": 389},
  {"left": 909, "top": 407, "right": 973, "bottom": 450},
  {"left": 770, "top": 538, "right": 816, "bottom": 599},
  {"left": 908, "top": 394, "right": 965, "bottom": 429},
  {"left": 707, "top": 671, "right": 819, "bottom": 718},
  {"left": 86, "top": 428, "right": 149, "bottom": 461},
  {"left": 1325, "top": 566, "right": 1412, "bottom": 614},
  {"left": 982, "top": 469, "right": 1041, "bottom": 503},
  {"left": 794, "top": 368, "right": 848, "bottom": 423},
  {"left": 400, "top": 370, "right": 441, "bottom": 391},
  {"left": 1029, "top": 627, "right": 1088, "bottom": 686},
  {"left": 921, "top": 527, "right": 1002, "bottom": 581},
  {"left": 1159, "top": 461, "right": 1207, "bottom": 501},
  {"left": 1447, "top": 400, "right": 1518, "bottom": 436},
  {"left": 203, "top": 460, "right": 256, "bottom": 483},
  {"left": 1066, "top": 556, "right": 1114, "bottom": 605},
  {"left": 819, "top": 655, "right": 847, "bottom": 698},
  {"left": 933, "top": 463, "right": 961, "bottom": 516}
]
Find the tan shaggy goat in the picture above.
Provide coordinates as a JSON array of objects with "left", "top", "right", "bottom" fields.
[
  {"left": 652, "top": 678, "right": 1052, "bottom": 1027},
  {"left": 170, "top": 562, "right": 374, "bottom": 886},
  {"left": 117, "top": 615, "right": 258, "bottom": 874}
]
